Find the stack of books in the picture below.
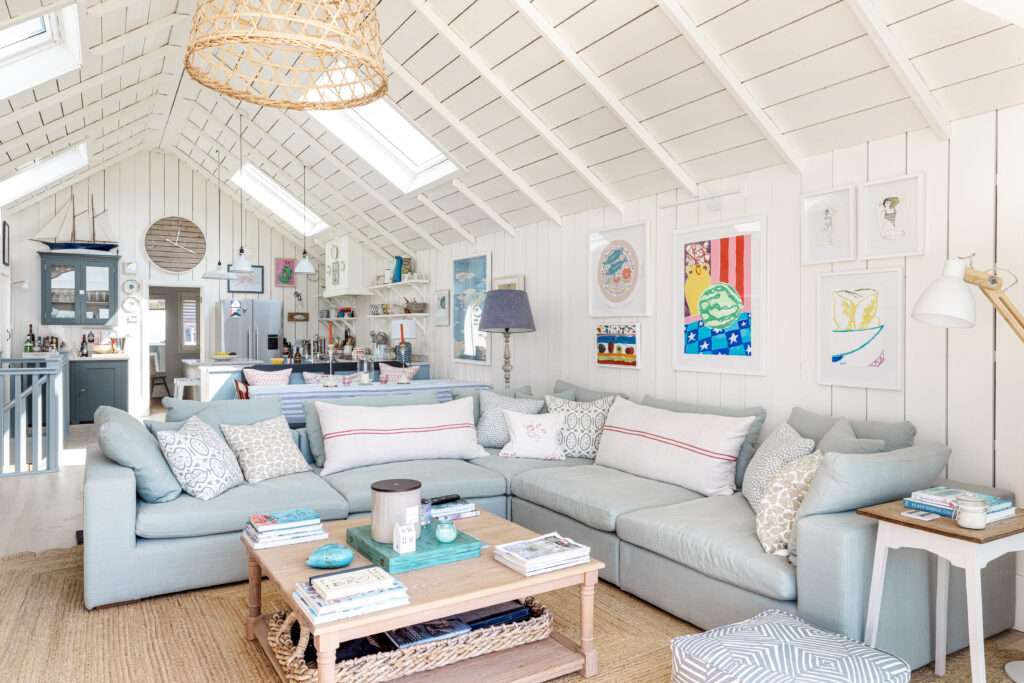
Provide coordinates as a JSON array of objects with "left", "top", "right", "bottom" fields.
[
  {"left": 494, "top": 532, "right": 591, "bottom": 576},
  {"left": 243, "top": 508, "right": 327, "bottom": 549},
  {"left": 294, "top": 566, "right": 409, "bottom": 625},
  {"left": 903, "top": 486, "right": 1016, "bottom": 523},
  {"left": 430, "top": 498, "right": 479, "bottom": 522}
]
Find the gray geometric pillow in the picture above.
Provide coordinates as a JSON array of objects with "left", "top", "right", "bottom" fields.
[
  {"left": 477, "top": 390, "right": 544, "bottom": 448},
  {"left": 221, "top": 415, "right": 310, "bottom": 483},
  {"left": 155, "top": 416, "right": 244, "bottom": 500},
  {"left": 544, "top": 394, "right": 616, "bottom": 458},
  {"left": 742, "top": 423, "right": 815, "bottom": 513}
]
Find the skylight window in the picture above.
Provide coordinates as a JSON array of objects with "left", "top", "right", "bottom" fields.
[
  {"left": 0, "top": 5, "right": 82, "bottom": 101},
  {"left": 0, "top": 143, "right": 88, "bottom": 207},
  {"left": 230, "top": 164, "right": 329, "bottom": 237},
  {"left": 309, "top": 99, "right": 458, "bottom": 195}
]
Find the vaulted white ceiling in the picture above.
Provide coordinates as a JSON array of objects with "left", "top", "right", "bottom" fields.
[{"left": 2, "top": 0, "right": 1023, "bottom": 256}]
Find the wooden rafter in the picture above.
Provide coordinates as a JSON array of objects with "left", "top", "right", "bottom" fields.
[
  {"left": 656, "top": 0, "right": 802, "bottom": 173},
  {"left": 84, "top": 0, "right": 135, "bottom": 17},
  {"left": 416, "top": 193, "right": 475, "bottom": 243},
  {"left": 452, "top": 178, "right": 517, "bottom": 237},
  {"left": 91, "top": 13, "right": 189, "bottom": 56},
  {"left": 845, "top": 0, "right": 951, "bottom": 140},
  {"left": 408, "top": 0, "right": 628, "bottom": 212}
]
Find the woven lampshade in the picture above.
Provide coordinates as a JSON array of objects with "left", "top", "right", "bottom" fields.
[{"left": 185, "top": 0, "right": 387, "bottom": 110}]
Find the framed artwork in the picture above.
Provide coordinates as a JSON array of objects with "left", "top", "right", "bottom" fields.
[
  {"left": 588, "top": 221, "right": 650, "bottom": 317},
  {"left": 433, "top": 289, "right": 450, "bottom": 327},
  {"left": 817, "top": 268, "right": 904, "bottom": 391},
  {"left": 452, "top": 253, "right": 491, "bottom": 365},
  {"left": 274, "top": 258, "right": 297, "bottom": 287},
  {"left": 494, "top": 274, "right": 525, "bottom": 290},
  {"left": 801, "top": 186, "right": 856, "bottom": 264},
  {"left": 859, "top": 174, "right": 925, "bottom": 259},
  {"left": 596, "top": 323, "right": 639, "bottom": 369},
  {"left": 228, "top": 265, "right": 264, "bottom": 294},
  {"left": 673, "top": 217, "right": 766, "bottom": 375}
]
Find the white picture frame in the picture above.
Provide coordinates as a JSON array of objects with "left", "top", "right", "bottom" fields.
[
  {"left": 588, "top": 221, "right": 651, "bottom": 317},
  {"left": 433, "top": 289, "right": 450, "bottom": 327},
  {"left": 673, "top": 217, "right": 767, "bottom": 375},
  {"left": 452, "top": 253, "right": 491, "bottom": 365},
  {"left": 493, "top": 274, "right": 525, "bottom": 290},
  {"left": 859, "top": 174, "right": 925, "bottom": 259},
  {"left": 801, "top": 185, "right": 856, "bottom": 264},
  {"left": 817, "top": 268, "right": 904, "bottom": 391}
]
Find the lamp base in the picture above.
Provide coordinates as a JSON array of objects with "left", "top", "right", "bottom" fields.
[
  {"left": 501, "top": 330, "right": 512, "bottom": 392},
  {"left": 1007, "top": 660, "right": 1024, "bottom": 681}
]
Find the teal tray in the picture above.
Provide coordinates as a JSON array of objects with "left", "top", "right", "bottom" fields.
[{"left": 346, "top": 524, "right": 482, "bottom": 574}]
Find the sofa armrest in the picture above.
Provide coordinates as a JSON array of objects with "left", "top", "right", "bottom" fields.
[{"left": 83, "top": 444, "right": 138, "bottom": 608}]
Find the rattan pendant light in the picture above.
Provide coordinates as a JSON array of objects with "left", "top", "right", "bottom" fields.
[{"left": 185, "top": 0, "right": 388, "bottom": 110}]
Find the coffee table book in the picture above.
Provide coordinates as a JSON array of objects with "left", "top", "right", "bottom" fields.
[
  {"left": 346, "top": 523, "right": 482, "bottom": 574},
  {"left": 242, "top": 511, "right": 605, "bottom": 683}
]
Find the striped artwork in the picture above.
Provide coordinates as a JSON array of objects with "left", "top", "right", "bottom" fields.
[
  {"left": 683, "top": 234, "right": 753, "bottom": 357},
  {"left": 595, "top": 323, "right": 638, "bottom": 368}
]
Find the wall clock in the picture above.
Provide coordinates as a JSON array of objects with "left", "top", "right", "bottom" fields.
[{"left": 145, "top": 217, "right": 206, "bottom": 272}]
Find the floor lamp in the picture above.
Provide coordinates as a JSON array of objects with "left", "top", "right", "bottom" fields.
[
  {"left": 479, "top": 289, "right": 535, "bottom": 392},
  {"left": 912, "top": 256, "right": 1024, "bottom": 681}
]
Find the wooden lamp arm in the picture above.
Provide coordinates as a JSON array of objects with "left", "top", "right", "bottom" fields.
[{"left": 965, "top": 266, "right": 1024, "bottom": 344}]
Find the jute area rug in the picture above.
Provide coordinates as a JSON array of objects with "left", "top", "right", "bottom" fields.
[{"left": 0, "top": 548, "right": 1015, "bottom": 682}]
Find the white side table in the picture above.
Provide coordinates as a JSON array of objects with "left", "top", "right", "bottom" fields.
[{"left": 859, "top": 501, "right": 1024, "bottom": 683}]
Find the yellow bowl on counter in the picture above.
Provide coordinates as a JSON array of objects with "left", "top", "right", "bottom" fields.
[{"left": 270, "top": 357, "right": 285, "bottom": 365}]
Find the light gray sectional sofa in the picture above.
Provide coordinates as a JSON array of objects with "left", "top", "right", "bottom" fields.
[{"left": 83, "top": 384, "right": 1015, "bottom": 670}]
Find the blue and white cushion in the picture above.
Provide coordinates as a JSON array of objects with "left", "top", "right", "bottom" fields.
[{"left": 671, "top": 610, "right": 910, "bottom": 683}]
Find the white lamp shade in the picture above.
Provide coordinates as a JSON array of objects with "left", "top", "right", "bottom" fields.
[
  {"left": 202, "top": 262, "right": 238, "bottom": 280},
  {"left": 912, "top": 258, "right": 976, "bottom": 328},
  {"left": 232, "top": 247, "right": 253, "bottom": 273},
  {"left": 295, "top": 252, "right": 315, "bottom": 274}
]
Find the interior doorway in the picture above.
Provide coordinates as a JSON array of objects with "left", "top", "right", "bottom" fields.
[{"left": 147, "top": 286, "right": 201, "bottom": 409}]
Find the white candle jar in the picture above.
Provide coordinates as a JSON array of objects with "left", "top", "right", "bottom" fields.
[{"left": 954, "top": 493, "right": 988, "bottom": 530}]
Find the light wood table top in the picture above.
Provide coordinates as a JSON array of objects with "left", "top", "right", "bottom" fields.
[{"left": 857, "top": 500, "right": 1024, "bottom": 543}]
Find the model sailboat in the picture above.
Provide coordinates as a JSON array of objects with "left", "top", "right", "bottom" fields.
[{"left": 33, "top": 195, "right": 118, "bottom": 252}]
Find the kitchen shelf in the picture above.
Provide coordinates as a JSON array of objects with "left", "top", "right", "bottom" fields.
[
  {"left": 368, "top": 279, "right": 429, "bottom": 290},
  {"left": 319, "top": 318, "right": 356, "bottom": 329},
  {"left": 367, "top": 313, "right": 428, "bottom": 319}
]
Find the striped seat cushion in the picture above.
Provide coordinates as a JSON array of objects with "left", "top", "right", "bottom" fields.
[{"left": 671, "top": 610, "right": 910, "bottom": 683}]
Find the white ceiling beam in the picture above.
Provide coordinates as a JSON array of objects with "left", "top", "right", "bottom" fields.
[
  {"left": 452, "top": 178, "right": 517, "bottom": 237},
  {"left": 384, "top": 53, "right": 562, "bottom": 228},
  {"left": 0, "top": 46, "right": 175, "bottom": 130},
  {"left": 845, "top": 0, "right": 951, "bottom": 139},
  {"left": 512, "top": 0, "right": 698, "bottom": 197},
  {"left": 85, "top": 0, "right": 136, "bottom": 17},
  {"left": 408, "top": 0, "right": 627, "bottom": 213},
  {"left": 656, "top": 0, "right": 802, "bottom": 173},
  {"left": 416, "top": 193, "right": 475, "bottom": 243},
  {"left": 0, "top": 1, "right": 74, "bottom": 32},
  {"left": 91, "top": 13, "right": 189, "bottom": 56}
]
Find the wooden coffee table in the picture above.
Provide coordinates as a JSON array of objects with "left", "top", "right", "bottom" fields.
[{"left": 243, "top": 510, "right": 605, "bottom": 683}]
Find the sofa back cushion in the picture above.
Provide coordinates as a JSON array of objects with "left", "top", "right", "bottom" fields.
[
  {"left": 303, "top": 393, "right": 441, "bottom": 467},
  {"left": 96, "top": 406, "right": 182, "bottom": 503},
  {"left": 553, "top": 379, "right": 623, "bottom": 403},
  {"left": 641, "top": 395, "right": 767, "bottom": 487},
  {"left": 816, "top": 418, "right": 886, "bottom": 455},
  {"left": 477, "top": 390, "right": 545, "bottom": 448},
  {"left": 596, "top": 398, "right": 756, "bottom": 496},
  {"left": 788, "top": 407, "right": 915, "bottom": 451},
  {"left": 318, "top": 396, "right": 486, "bottom": 475},
  {"left": 162, "top": 397, "right": 283, "bottom": 430}
]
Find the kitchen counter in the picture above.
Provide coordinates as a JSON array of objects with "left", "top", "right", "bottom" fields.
[{"left": 70, "top": 354, "right": 130, "bottom": 362}]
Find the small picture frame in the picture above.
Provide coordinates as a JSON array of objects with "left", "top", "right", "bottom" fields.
[
  {"left": 494, "top": 274, "right": 525, "bottom": 291},
  {"left": 596, "top": 323, "right": 639, "bottom": 369},
  {"left": 433, "top": 289, "right": 450, "bottom": 327},
  {"left": 228, "top": 265, "right": 265, "bottom": 294},
  {"left": 801, "top": 186, "right": 856, "bottom": 264},
  {"left": 859, "top": 174, "right": 925, "bottom": 259}
]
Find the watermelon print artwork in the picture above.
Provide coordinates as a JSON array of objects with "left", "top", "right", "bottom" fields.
[{"left": 683, "top": 235, "right": 753, "bottom": 357}]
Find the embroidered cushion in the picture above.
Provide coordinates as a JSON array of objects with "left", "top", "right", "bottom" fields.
[
  {"left": 378, "top": 363, "right": 420, "bottom": 381},
  {"left": 756, "top": 451, "right": 823, "bottom": 555},
  {"left": 243, "top": 368, "right": 292, "bottom": 386},
  {"left": 544, "top": 394, "right": 616, "bottom": 458},
  {"left": 155, "top": 416, "right": 244, "bottom": 500},
  {"left": 476, "top": 390, "right": 544, "bottom": 448},
  {"left": 596, "top": 398, "right": 757, "bottom": 495},
  {"left": 318, "top": 397, "right": 486, "bottom": 475},
  {"left": 499, "top": 410, "right": 565, "bottom": 460},
  {"left": 221, "top": 415, "right": 310, "bottom": 483},
  {"left": 742, "top": 423, "right": 815, "bottom": 513}
]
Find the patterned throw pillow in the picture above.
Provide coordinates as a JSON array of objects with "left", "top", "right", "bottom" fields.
[
  {"left": 499, "top": 410, "right": 565, "bottom": 460},
  {"left": 545, "top": 394, "right": 616, "bottom": 458},
  {"left": 221, "top": 415, "right": 310, "bottom": 483},
  {"left": 155, "top": 416, "right": 244, "bottom": 500},
  {"left": 243, "top": 368, "right": 292, "bottom": 386},
  {"left": 477, "top": 390, "right": 545, "bottom": 448},
  {"left": 379, "top": 364, "right": 421, "bottom": 382},
  {"left": 742, "top": 423, "right": 816, "bottom": 514},
  {"left": 755, "top": 451, "right": 824, "bottom": 555},
  {"left": 302, "top": 372, "right": 326, "bottom": 384}
]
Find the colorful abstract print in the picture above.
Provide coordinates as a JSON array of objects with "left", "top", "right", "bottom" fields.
[
  {"left": 683, "top": 236, "right": 752, "bottom": 357},
  {"left": 596, "top": 324, "right": 637, "bottom": 367}
]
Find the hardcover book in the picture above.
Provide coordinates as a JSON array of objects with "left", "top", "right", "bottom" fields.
[
  {"left": 385, "top": 618, "right": 471, "bottom": 649},
  {"left": 311, "top": 565, "right": 396, "bottom": 602},
  {"left": 249, "top": 508, "right": 321, "bottom": 532}
]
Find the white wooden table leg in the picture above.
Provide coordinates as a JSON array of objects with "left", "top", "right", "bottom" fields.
[
  {"left": 935, "top": 557, "right": 949, "bottom": 676},
  {"left": 864, "top": 526, "right": 890, "bottom": 648},
  {"left": 965, "top": 562, "right": 987, "bottom": 683}
]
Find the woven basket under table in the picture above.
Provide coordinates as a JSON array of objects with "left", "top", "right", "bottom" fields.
[{"left": 266, "top": 599, "right": 553, "bottom": 682}]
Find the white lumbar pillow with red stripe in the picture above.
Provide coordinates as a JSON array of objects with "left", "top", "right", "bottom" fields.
[
  {"left": 317, "top": 397, "right": 486, "bottom": 475},
  {"left": 596, "top": 398, "right": 757, "bottom": 496}
]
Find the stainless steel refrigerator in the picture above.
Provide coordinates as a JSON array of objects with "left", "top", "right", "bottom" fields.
[{"left": 216, "top": 299, "right": 283, "bottom": 362}]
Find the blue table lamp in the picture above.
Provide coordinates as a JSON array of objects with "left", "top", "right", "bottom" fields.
[{"left": 480, "top": 289, "right": 536, "bottom": 391}]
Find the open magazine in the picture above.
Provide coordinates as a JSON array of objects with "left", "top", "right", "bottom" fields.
[{"left": 494, "top": 532, "right": 590, "bottom": 576}]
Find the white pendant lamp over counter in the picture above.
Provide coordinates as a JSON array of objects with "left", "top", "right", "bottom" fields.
[
  {"left": 202, "top": 150, "right": 238, "bottom": 281},
  {"left": 295, "top": 166, "right": 316, "bottom": 275},
  {"left": 232, "top": 112, "right": 253, "bottom": 274}
]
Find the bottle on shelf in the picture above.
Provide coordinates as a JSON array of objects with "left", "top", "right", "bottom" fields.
[
  {"left": 23, "top": 326, "right": 34, "bottom": 353},
  {"left": 80, "top": 334, "right": 89, "bottom": 358}
]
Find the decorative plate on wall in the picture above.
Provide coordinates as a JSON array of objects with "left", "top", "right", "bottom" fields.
[
  {"left": 145, "top": 217, "right": 206, "bottom": 272},
  {"left": 122, "top": 279, "right": 141, "bottom": 295}
]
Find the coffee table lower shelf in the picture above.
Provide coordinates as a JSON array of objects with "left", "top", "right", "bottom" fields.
[{"left": 254, "top": 616, "right": 585, "bottom": 683}]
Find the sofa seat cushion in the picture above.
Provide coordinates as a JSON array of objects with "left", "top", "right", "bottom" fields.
[
  {"left": 135, "top": 471, "right": 348, "bottom": 539},
  {"left": 471, "top": 454, "right": 591, "bottom": 493},
  {"left": 322, "top": 459, "right": 507, "bottom": 513},
  {"left": 617, "top": 494, "right": 796, "bottom": 601},
  {"left": 511, "top": 464, "right": 700, "bottom": 532}
]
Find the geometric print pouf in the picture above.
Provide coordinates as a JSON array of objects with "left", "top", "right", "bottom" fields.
[{"left": 671, "top": 610, "right": 911, "bottom": 683}]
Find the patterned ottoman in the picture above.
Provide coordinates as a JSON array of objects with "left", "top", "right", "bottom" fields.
[{"left": 671, "top": 610, "right": 910, "bottom": 682}]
